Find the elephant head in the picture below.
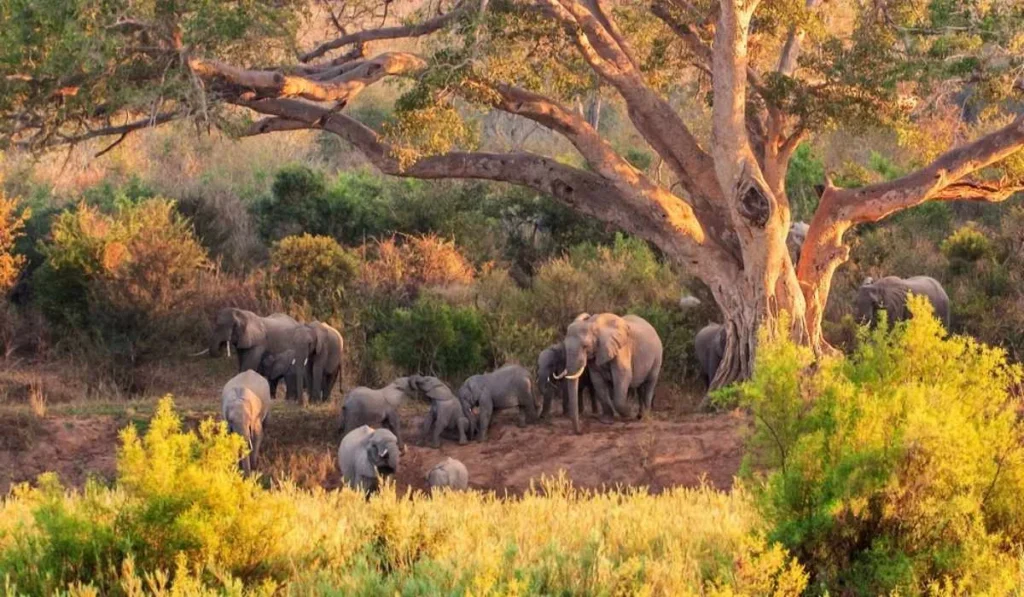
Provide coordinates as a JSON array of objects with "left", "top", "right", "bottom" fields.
[
  {"left": 209, "top": 308, "right": 264, "bottom": 358},
  {"left": 366, "top": 429, "right": 400, "bottom": 477},
  {"left": 854, "top": 277, "right": 894, "bottom": 327},
  {"left": 787, "top": 221, "right": 809, "bottom": 264},
  {"left": 560, "top": 312, "right": 628, "bottom": 433}
]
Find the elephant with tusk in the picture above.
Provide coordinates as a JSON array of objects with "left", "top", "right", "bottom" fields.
[
  {"left": 854, "top": 275, "right": 950, "bottom": 329},
  {"left": 560, "top": 312, "right": 663, "bottom": 434},
  {"left": 537, "top": 342, "right": 604, "bottom": 420},
  {"left": 338, "top": 425, "right": 400, "bottom": 495}
]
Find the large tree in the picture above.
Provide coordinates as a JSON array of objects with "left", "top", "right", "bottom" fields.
[{"left": 2, "top": 0, "right": 1023, "bottom": 393}]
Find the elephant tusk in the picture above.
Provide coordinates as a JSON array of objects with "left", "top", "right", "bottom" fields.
[
  {"left": 291, "top": 358, "right": 296, "bottom": 366},
  {"left": 189, "top": 348, "right": 210, "bottom": 357},
  {"left": 227, "top": 343, "right": 231, "bottom": 358},
  {"left": 564, "top": 362, "right": 587, "bottom": 380},
  {"left": 303, "top": 358, "right": 308, "bottom": 367},
  {"left": 552, "top": 369, "right": 567, "bottom": 380}
]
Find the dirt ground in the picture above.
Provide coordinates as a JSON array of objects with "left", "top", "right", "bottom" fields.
[{"left": 0, "top": 364, "right": 750, "bottom": 496}]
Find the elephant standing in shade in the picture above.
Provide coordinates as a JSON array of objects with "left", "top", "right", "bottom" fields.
[
  {"left": 426, "top": 457, "right": 469, "bottom": 491},
  {"left": 457, "top": 364, "right": 537, "bottom": 441},
  {"left": 338, "top": 425, "right": 400, "bottom": 494},
  {"left": 855, "top": 276, "right": 950, "bottom": 329},
  {"left": 221, "top": 370, "right": 271, "bottom": 474},
  {"left": 340, "top": 377, "right": 414, "bottom": 446},
  {"left": 559, "top": 313, "right": 663, "bottom": 434},
  {"left": 695, "top": 323, "right": 726, "bottom": 388},
  {"left": 206, "top": 308, "right": 309, "bottom": 400},
  {"left": 537, "top": 343, "right": 605, "bottom": 420},
  {"left": 412, "top": 375, "right": 473, "bottom": 448},
  {"left": 305, "top": 321, "right": 344, "bottom": 403}
]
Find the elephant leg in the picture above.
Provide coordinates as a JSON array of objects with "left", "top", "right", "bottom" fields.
[
  {"left": 311, "top": 361, "right": 325, "bottom": 404},
  {"left": 521, "top": 385, "right": 538, "bottom": 423},
  {"left": 478, "top": 401, "right": 493, "bottom": 441},
  {"left": 640, "top": 365, "right": 660, "bottom": 419},
  {"left": 540, "top": 385, "right": 552, "bottom": 420},
  {"left": 239, "top": 347, "right": 263, "bottom": 373},
  {"left": 561, "top": 384, "right": 571, "bottom": 417},
  {"left": 589, "top": 373, "right": 615, "bottom": 424},
  {"left": 419, "top": 413, "right": 434, "bottom": 447},
  {"left": 251, "top": 431, "right": 263, "bottom": 471},
  {"left": 384, "top": 409, "right": 403, "bottom": 450},
  {"left": 431, "top": 414, "right": 444, "bottom": 449},
  {"left": 457, "top": 416, "right": 468, "bottom": 445},
  {"left": 610, "top": 369, "right": 633, "bottom": 419},
  {"left": 240, "top": 432, "right": 253, "bottom": 475},
  {"left": 268, "top": 378, "right": 280, "bottom": 400},
  {"left": 323, "top": 368, "right": 340, "bottom": 402},
  {"left": 517, "top": 405, "right": 527, "bottom": 427}
]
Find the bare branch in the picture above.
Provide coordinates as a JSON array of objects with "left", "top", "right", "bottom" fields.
[
  {"left": 299, "top": 4, "right": 467, "bottom": 63},
  {"left": 838, "top": 115, "right": 1024, "bottom": 223},
  {"left": 189, "top": 52, "right": 425, "bottom": 104},
  {"left": 775, "top": 0, "right": 823, "bottom": 76},
  {"left": 17, "top": 111, "right": 179, "bottom": 151}
]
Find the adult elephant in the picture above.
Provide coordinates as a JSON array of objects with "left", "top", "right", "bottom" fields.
[
  {"left": 457, "top": 364, "right": 537, "bottom": 441},
  {"left": 694, "top": 323, "right": 726, "bottom": 389},
  {"left": 305, "top": 321, "right": 344, "bottom": 403},
  {"left": 207, "top": 308, "right": 310, "bottom": 401},
  {"left": 536, "top": 343, "right": 603, "bottom": 419},
  {"left": 854, "top": 276, "right": 950, "bottom": 329},
  {"left": 787, "top": 221, "right": 809, "bottom": 264},
  {"left": 559, "top": 313, "right": 663, "bottom": 434}
]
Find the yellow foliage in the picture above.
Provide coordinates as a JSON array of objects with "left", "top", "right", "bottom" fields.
[
  {"left": 0, "top": 190, "right": 29, "bottom": 294},
  {"left": 0, "top": 398, "right": 806, "bottom": 595}
]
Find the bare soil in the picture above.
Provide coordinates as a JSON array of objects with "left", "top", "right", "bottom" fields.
[{"left": 0, "top": 365, "right": 750, "bottom": 496}]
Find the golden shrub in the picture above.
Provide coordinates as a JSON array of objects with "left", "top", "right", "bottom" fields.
[{"left": 0, "top": 191, "right": 29, "bottom": 294}]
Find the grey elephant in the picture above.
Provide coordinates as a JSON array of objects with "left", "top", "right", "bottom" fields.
[
  {"left": 457, "top": 364, "right": 537, "bottom": 441},
  {"left": 221, "top": 370, "right": 271, "bottom": 474},
  {"left": 855, "top": 275, "right": 950, "bottom": 329},
  {"left": 305, "top": 321, "right": 344, "bottom": 403},
  {"left": 787, "top": 221, "right": 810, "bottom": 264},
  {"left": 338, "top": 425, "right": 400, "bottom": 494},
  {"left": 411, "top": 375, "right": 472, "bottom": 448},
  {"left": 695, "top": 323, "right": 726, "bottom": 389},
  {"left": 560, "top": 312, "right": 663, "bottom": 433},
  {"left": 340, "top": 377, "right": 414, "bottom": 446},
  {"left": 426, "top": 457, "right": 469, "bottom": 491},
  {"left": 537, "top": 343, "right": 604, "bottom": 420},
  {"left": 206, "top": 308, "right": 310, "bottom": 401}
]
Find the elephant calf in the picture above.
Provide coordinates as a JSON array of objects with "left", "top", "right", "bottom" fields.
[
  {"left": 411, "top": 376, "right": 473, "bottom": 448},
  {"left": 426, "top": 457, "right": 469, "bottom": 491},
  {"left": 695, "top": 323, "right": 726, "bottom": 389},
  {"left": 338, "top": 425, "right": 400, "bottom": 495},
  {"left": 221, "top": 370, "right": 271, "bottom": 474},
  {"left": 458, "top": 364, "right": 537, "bottom": 441},
  {"left": 340, "top": 377, "right": 414, "bottom": 446}
]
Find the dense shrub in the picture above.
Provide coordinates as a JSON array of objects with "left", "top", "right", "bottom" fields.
[
  {"left": 731, "top": 299, "right": 1024, "bottom": 594},
  {"left": 0, "top": 191, "right": 29, "bottom": 294},
  {"left": 0, "top": 398, "right": 807, "bottom": 595},
  {"left": 268, "top": 234, "right": 359, "bottom": 321},
  {"left": 785, "top": 144, "right": 825, "bottom": 221},
  {"left": 31, "top": 199, "right": 228, "bottom": 377},
  {"left": 941, "top": 223, "right": 993, "bottom": 273},
  {"left": 373, "top": 295, "right": 489, "bottom": 380},
  {"left": 176, "top": 185, "right": 263, "bottom": 271},
  {"left": 360, "top": 234, "right": 474, "bottom": 299}
]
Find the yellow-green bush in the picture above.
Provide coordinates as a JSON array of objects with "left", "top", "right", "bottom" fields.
[
  {"left": 0, "top": 191, "right": 29, "bottom": 295},
  {"left": 267, "top": 233, "right": 359, "bottom": 321},
  {"left": 730, "top": 298, "right": 1024, "bottom": 595},
  {"left": 0, "top": 398, "right": 807, "bottom": 596}
]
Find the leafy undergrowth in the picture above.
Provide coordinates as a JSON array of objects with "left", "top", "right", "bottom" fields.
[
  {"left": 728, "top": 297, "right": 1024, "bottom": 595},
  {"left": 0, "top": 398, "right": 806, "bottom": 596}
]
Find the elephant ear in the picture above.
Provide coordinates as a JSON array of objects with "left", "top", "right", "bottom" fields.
[
  {"left": 234, "top": 311, "right": 265, "bottom": 349},
  {"left": 595, "top": 316, "right": 629, "bottom": 366}
]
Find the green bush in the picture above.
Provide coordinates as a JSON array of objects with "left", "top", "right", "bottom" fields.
[
  {"left": 256, "top": 164, "right": 329, "bottom": 241},
  {"left": 0, "top": 399, "right": 807, "bottom": 595},
  {"left": 731, "top": 298, "right": 1024, "bottom": 595},
  {"left": 941, "top": 224, "right": 994, "bottom": 268},
  {"left": 785, "top": 143, "right": 825, "bottom": 221},
  {"left": 268, "top": 234, "right": 359, "bottom": 321},
  {"left": 374, "top": 295, "right": 489, "bottom": 380}
]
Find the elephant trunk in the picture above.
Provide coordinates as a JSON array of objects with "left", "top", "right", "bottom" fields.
[
  {"left": 563, "top": 352, "right": 586, "bottom": 434},
  {"left": 209, "top": 329, "right": 230, "bottom": 358}
]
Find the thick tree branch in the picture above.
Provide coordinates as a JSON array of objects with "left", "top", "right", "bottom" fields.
[
  {"left": 237, "top": 97, "right": 736, "bottom": 275},
  {"left": 16, "top": 111, "right": 179, "bottom": 151},
  {"left": 776, "top": 0, "right": 823, "bottom": 76},
  {"left": 189, "top": 53, "right": 425, "bottom": 104},
  {"left": 299, "top": 5, "right": 467, "bottom": 63}
]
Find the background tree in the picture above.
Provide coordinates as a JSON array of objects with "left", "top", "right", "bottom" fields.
[{"left": 2, "top": 0, "right": 1022, "bottom": 388}]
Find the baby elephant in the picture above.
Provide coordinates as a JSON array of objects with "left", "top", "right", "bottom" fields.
[
  {"left": 413, "top": 375, "right": 473, "bottom": 448},
  {"left": 340, "top": 377, "right": 414, "bottom": 446},
  {"left": 458, "top": 364, "right": 537, "bottom": 441},
  {"left": 221, "top": 370, "right": 271, "bottom": 474},
  {"left": 338, "top": 425, "right": 400, "bottom": 494},
  {"left": 426, "top": 457, "right": 469, "bottom": 491}
]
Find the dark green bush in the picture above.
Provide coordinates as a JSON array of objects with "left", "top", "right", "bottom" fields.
[
  {"left": 374, "top": 295, "right": 489, "bottom": 380},
  {"left": 784, "top": 144, "right": 825, "bottom": 221}
]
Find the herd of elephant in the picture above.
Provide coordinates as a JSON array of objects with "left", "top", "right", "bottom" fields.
[{"left": 209, "top": 222, "right": 953, "bottom": 493}]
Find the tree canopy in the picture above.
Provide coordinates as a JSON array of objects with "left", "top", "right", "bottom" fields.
[{"left": 2, "top": 0, "right": 1022, "bottom": 388}]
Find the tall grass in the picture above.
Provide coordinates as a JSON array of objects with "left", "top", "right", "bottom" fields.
[{"left": 0, "top": 397, "right": 806, "bottom": 595}]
